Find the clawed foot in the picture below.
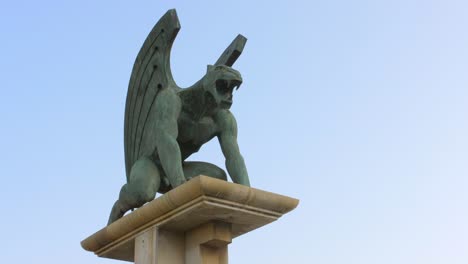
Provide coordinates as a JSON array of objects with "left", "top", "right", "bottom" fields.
[{"left": 107, "top": 200, "right": 125, "bottom": 225}]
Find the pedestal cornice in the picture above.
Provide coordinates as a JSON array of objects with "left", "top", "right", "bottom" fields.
[{"left": 81, "top": 176, "right": 299, "bottom": 262}]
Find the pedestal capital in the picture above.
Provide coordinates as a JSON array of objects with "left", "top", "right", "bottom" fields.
[{"left": 81, "top": 176, "right": 299, "bottom": 262}]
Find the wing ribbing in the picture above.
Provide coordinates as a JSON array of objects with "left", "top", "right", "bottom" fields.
[{"left": 124, "top": 9, "right": 181, "bottom": 181}]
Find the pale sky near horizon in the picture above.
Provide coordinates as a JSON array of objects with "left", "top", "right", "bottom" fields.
[{"left": 1, "top": 1, "right": 467, "bottom": 263}]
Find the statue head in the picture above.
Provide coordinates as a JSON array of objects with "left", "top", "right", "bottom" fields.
[{"left": 202, "top": 65, "right": 242, "bottom": 110}]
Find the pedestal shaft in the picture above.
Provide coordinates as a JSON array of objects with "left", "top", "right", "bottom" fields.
[{"left": 134, "top": 222, "right": 231, "bottom": 264}]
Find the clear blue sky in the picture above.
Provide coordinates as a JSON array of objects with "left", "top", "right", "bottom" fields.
[{"left": 1, "top": 1, "right": 467, "bottom": 263}]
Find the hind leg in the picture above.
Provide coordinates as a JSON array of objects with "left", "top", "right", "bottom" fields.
[
  {"left": 183, "top": 161, "right": 227, "bottom": 181},
  {"left": 108, "top": 157, "right": 161, "bottom": 225}
]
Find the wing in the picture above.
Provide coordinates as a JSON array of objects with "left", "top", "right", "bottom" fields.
[
  {"left": 124, "top": 9, "right": 181, "bottom": 181},
  {"left": 214, "top": 34, "right": 247, "bottom": 67}
]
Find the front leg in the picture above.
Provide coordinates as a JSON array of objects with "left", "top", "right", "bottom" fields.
[{"left": 215, "top": 110, "right": 250, "bottom": 186}]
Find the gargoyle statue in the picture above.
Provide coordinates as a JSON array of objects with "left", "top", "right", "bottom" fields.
[{"left": 108, "top": 9, "right": 250, "bottom": 224}]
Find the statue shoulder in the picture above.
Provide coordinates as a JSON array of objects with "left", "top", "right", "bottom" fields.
[
  {"left": 214, "top": 110, "right": 237, "bottom": 132},
  {"left": 156, "top": 88, "right": 182, "bottom": 112}
]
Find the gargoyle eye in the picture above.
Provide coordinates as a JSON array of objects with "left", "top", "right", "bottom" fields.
[{"left": 216, "top": 79, "right": 229, "bottom": 94}]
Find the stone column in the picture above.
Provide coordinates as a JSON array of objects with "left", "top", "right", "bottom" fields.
[{"left": 81, "top": 176, "right": 299, "bottom": 264}]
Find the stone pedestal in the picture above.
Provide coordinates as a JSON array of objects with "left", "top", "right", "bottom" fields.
[{"left": 81, "top": 176, "right": 299, "bottom": 264}]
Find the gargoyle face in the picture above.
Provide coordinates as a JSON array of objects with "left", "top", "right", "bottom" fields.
[{"left": 203, "top": 65, "right": 242, "bottom": 110}]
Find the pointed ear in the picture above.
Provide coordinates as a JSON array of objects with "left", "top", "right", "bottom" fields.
[{"left": 206, "top": 64, "right": 214, "bottom": 72}]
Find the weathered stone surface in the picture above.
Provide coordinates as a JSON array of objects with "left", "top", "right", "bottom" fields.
[{"left": 82, "top": 176, "right": 299, "bottom": 262}]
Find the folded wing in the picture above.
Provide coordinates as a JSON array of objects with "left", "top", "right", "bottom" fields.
[{"left": 124, "top": 9, "right": 181, "bottom": 181}]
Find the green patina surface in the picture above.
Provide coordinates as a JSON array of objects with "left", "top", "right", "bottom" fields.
[{"left": 108, "top": 9, "right": 250, "bottom": 224}]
